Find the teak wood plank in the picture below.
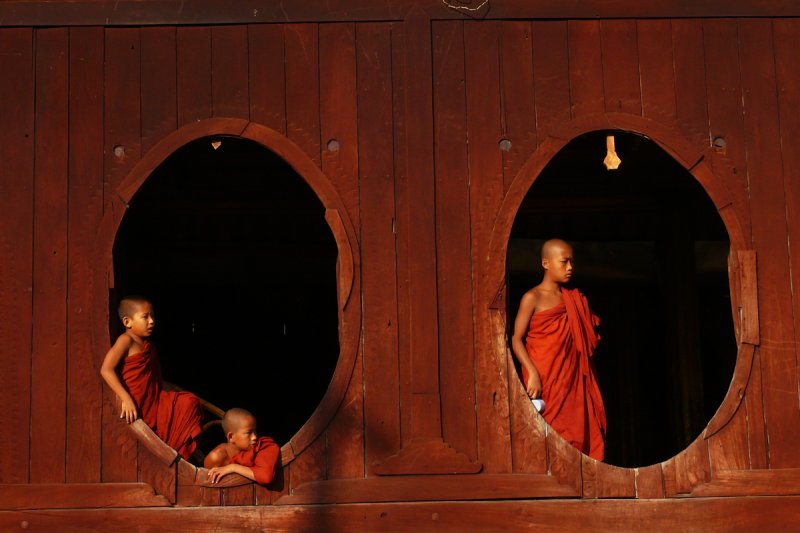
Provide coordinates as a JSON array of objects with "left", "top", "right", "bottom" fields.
[
  {"left": 318, "top": 22, "right": 364, "bottom": 480},
  {"left": 102, "top": 27, "right": 142, "bottom": 483},
  {"left": 5, "top": 1, "right": 800, "bottom": 26},
  {"left": 222, "top": 484, "right": 254, "bottom": 506},
  {"left": 356, "top": 22, "right": 401, "bottom": 474},
  {"left": 745, "top": 348, "right": 768, "bottom": 469},
  {"left": 635, "top": 464, "right": 665, "bottom": 499},
  {"left": 0, "top": 27, "right": 34, "bottom": 485},
  {"left": 507, "top": 376, "right": 547, "bottom": 474},
  {"left": 464, "top": 19, "right": 513, "bottom": 474},
  {"left": 137, "top": 444, "right": 176, "bottom": 504},
  {"left": 707, "top": 399, "right": 749, "bottom": 473},
  {"left": 140, "top": 26, "right": 177, "bottom": 154},
  {"left": 30, "top": 26, "right": 69, "bottom": 484},
  {"left": 211, "top": 25, "right": 249, "bottom": 119},
  {"left": 499, "top": 20, "right": 537, "bottom": 190},
  {"left": 691, "top": 468, "right": 800, "bottom": 497},
  {"left": 177, "top": 26, "right": 212, "bottom": 127},
  {"left": 0, "top": 483, "right": 170, "bottom": 510},
  {"left": 284, "top": 23, "right": 321, "bottom": 166},
  {"left": 773, "top": 19, "right": 800, "bottom": 433},
  {"left": 636, "top": 19, "right": 676, "bottom": 121},
  {"left": 531, "top": 21, "right": 570, "bottom": 141},
  {"left": 288, "top": 434, "right": 327, "bottom": 492},
  {"left": 432, "top": 20, "right": 478, "bottom": 463},
  {"left": 276, "top": 473, "right": 577, "bottom": 505},
  {"left": 739, "top": 19, "right": 800, "bottom": 469},
  {"left": 398, "top": 15, "right": 443, "bottom": 445},
  {"left": 4, "top": 496, "right": 800, "bottom": 531},
  {"left": 567, "top": 20, "right": 604, "bottom": 118},
  {"left": 600, "top": 20, "right": 641, "bottom": 115},
  {"left": 671, "top": 19, "right": 709, "bottom": 143},
  {"left": 66, "top": 26, "right": 104, "bottom": 483},
  {"left": 248, "top": 24, "right": 286, "bottom": 134},
  {"left": 702, "top": 19, "right": 751, "bottom": 240}
]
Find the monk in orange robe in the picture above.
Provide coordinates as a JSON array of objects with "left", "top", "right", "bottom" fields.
[
  {"left": 511, "top": 239, "right": 606, "bottom": 460},
  {"left": 204, "top": 408, "right": 280, "bottom": 485},
  {"left": 100, "top": 296, "right": 203, "bottom": 461}
]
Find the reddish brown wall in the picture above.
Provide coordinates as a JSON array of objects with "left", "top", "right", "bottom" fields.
[{"left": 1, "top": 10, "right": 800, "bottom": 517}]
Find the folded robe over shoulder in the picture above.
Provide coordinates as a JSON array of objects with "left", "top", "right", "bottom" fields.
[
  {"left": 522, "top": 287, "right": 607, "bottom": 460},
  {"left": 120, "top": 340, "right": 203, "bottom": 460},
  {"left": 230, "top": 436, "right": 280, "bottom": 485}
]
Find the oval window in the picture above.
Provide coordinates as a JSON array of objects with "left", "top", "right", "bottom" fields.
[
  {"left": 112, "top": 136, "right": 339, "bottom": 448},
  {"left": 507, "top": 131, "right": 737, "bottom": 467}
]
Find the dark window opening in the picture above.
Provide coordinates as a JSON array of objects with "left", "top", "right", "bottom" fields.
[
  {"left": 507, "top": 131, "right": 737, "bottom": 468},
  {"left": 113, "top": 137, "right": 340, "bottom": 449}
]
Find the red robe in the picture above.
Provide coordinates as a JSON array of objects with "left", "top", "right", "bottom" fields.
[
  {"left": 230, "top": 436, "right": 280, "bottom": 485},
  {"left": 120, "top": 340, "right": 203, "bottom": 460},
  {"left": 522, "top": 288, "right": 607, "bottom": 460}
]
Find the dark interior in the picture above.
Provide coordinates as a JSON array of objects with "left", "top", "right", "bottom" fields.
[
  {"left": 112, "top": 136, "right": 340, "bottom": 450},
  {"left": 507, "top": 131, "right": 737, "bottom": 468}
]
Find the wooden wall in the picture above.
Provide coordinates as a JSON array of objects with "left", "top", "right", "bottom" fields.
[{"left": 1, "top": 9, "right": 800, "bottom": 521}]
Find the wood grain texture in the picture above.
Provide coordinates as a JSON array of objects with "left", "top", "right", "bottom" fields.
[
  {"left": 0, "top": 27, "right": 34, "bottom": 485},
  {"left": 738, "top": 18, "right": 800, "bottom": 468},
  {"left": 30, "top": 26, "right": 69, "bottom": 484},
  {"left": 356, "top": 22, "right": 401, "bottom": 474},
  {"left": 637, "top": 19, "right": 676, "bottom": 121},
  {"left": 222, "top": 484, "right": 254, "bottom": 506},
  {"left": 635, "top": 464, "right": 664, "bottom": 499},
  {"left": 432, "top": 20, "right": 478, "bottom": 464},
  {"left": 211, "top": 25, "right": 249, "bottom": 119},
  {"left": 140, "top": 26, "right": 177, "bottom": 153},
  {"left": 692, "top": 468, "right": 800, "bottom": 497},
  {"left": 288, "top": 433, "right": 327, "bottom": 492},
  {"left": 65, "top": 26, "right": 104, "bottom": 483},
  {"left": 284, "top": 23, "right": 321, "bottom": 166},
  {"left": 464, "top": 19, "right": 513, "bottom": 474},
  {"left": 671, "top": 19, "right": 709, "bottom": 143},
  {"left": 499, "top": 20, "right": 537, "bottom": 189},
  {"left": 177, "top": 26, "right": 212, "bottom": 126},
  {"left": 531, "top": 21, "right": 570, "bottom": 142},
  {"left": 0, "top": 483, "right": 170, "bottom": 510},
  {"left": 600, "top": 20, "right": 641, "bottom": 115},
  {"left": 248, "top": 24, "right": 286, "bottom": 134},
  {"left": 319, "top": 22, "right": 364, "bottom": 480},
  {"left": 568, "top": 20, "right": 604, "bottom": 117}
]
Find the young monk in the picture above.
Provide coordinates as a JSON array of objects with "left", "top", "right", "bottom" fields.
[
  {"left": 100, "top": 296, "right": 203, "bottom": 461},
  {"left": 511, "top": 239, "right": 607, "bottom": 460},
  {"left": 204, "top": 408, "right": 280, "bottom": 485}
]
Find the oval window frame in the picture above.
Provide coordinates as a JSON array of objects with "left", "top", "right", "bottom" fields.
[
  {"left": 91, "top": 118, "right": 361, "bottom": 466},
  {"left": 488, "top": 113, "right": 755, "bottom": 470}
]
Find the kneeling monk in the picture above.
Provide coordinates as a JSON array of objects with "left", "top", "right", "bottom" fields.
[
  {"left": 205, "top": 408, "right": 280, "bottom": 485},
  {"left": 511, "top": 239, "right": 607, "bottom": 460},
  {"left": 100, "top": 296, "right": 203, "bottom": 461}
]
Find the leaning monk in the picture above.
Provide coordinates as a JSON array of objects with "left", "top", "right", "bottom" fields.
[
  {"left": 511, "top": 239, "right": 607, "bottom": 460},
  {"left": 100, "top": 296, "right": 203, "bottom": 461},
  {"left": 204, "top": 408, "right": 280, "bottom": 485}
]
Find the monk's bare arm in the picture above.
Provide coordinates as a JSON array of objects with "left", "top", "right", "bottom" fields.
[
  {"left": 207, "top": 463, "right": 256, "bottom": 484},
  {"left": 511, "top": 290, "right": 543, "bottom": 399},
  {"left": 100, "top": 335, "right": 138, "bottom": 424}
]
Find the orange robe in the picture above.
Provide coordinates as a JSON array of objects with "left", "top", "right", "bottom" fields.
[
  {"left": 230, "top": 436, "right": 280, "bottom": 485},
  {"left": 120, "top": 340, "right": 203, "bottom": 460},
  {"left": 522, "top": 288, "right": 606, "bottom": 460}
]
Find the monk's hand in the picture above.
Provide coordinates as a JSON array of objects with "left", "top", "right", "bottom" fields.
[
  {"left": 120, "top": 397, "right": 138, "bottom": 424},
  {"left": 207, "top": 465, "right": 236, "bottom": 484},
  {"left": 526, "top": 372, "right": 542, "bottom": 399}
]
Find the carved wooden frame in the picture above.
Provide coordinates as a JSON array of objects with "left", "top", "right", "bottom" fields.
[
  {"left": 486, "top": 112, "right": 757, "bottom": 485},
  {"left": 91, "top": 117, "right": 362, "bottom": 468}
]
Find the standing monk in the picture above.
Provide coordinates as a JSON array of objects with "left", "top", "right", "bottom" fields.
[{"left": 511, "top": 239, "right": 607, "bottom": 460}]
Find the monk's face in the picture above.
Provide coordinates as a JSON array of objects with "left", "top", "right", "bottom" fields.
[
  {"left": 543, "top": 244, "right": 574, "bottom": 284},
  {"left": 123, "top": 302, "right": 155, "bottom": 339},
  {"left": 229, "top": 415, "right": 259, "bottom": 451}
]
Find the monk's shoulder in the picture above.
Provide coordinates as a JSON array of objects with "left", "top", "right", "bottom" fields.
[{"left": 204, "top": 444, "right": 230, "bottom": 468}]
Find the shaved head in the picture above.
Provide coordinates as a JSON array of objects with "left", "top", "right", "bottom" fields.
[
  {"left": 118, "top": 295, "right": 151, "bottom": 321},
  {"left": 541, "top": 239, "right": 572, "bottom": 260},
  {"left": 222, "top": 408, "right": 256, "bottom": 434}
]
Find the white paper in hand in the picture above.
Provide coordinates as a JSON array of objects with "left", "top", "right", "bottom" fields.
[{"left": 531, "top": 398, "right": 545, "bottom": 413}]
